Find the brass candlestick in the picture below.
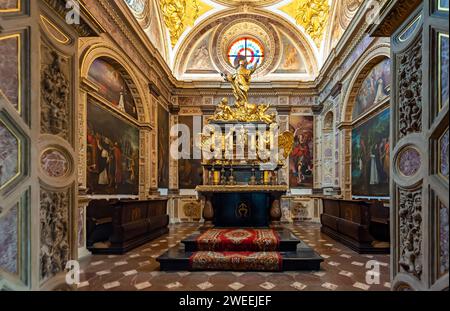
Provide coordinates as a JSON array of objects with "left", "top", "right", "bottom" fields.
[
  {"left": 228, "top": 164, "right": 237, "bottom": 185},
  {"left": 249, "top": 163, "right": 257, "bottom": 185},
  {"left": 220, "top": 166, "right": 227, "bottom": 185}
]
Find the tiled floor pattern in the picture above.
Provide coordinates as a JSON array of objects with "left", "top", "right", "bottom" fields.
[{"left": 76, "top": 223, "right": 391, "bottom": 291}]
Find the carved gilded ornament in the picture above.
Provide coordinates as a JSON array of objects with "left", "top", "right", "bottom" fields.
[
  {"left": 209, "top": 60, "right": 276, "bottom": 124},
  {"left": 280, "top": 0, "right": 330, "bottom": 47},
  {"left": 159, "top": 0, "right": 213, "bottom": 47}
]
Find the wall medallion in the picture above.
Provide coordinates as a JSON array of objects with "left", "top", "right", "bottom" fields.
[
  {"left": 40, "top": 148, "right": 70, "bottom": 178},
  {"left": 398, "top": 147, "right": 421, "bottom": 177}
]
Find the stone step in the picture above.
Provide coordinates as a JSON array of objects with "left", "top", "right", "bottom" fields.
[{"left": 157, "top": 242, "right": 323, "bottom": 272}]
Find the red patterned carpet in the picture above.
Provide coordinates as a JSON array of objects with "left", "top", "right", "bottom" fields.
[
  {"left": 190, "top": 251, "right": 283, "bottom": 272},
  {"left": 73, "top": 223, "right": 391, "bottom": 291},
  {"left": 196, "top": 228, "right": 280, "bottom": 252}
]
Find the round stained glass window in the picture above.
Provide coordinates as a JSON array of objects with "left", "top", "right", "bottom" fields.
[{"left": 228, "top": 38, "right": 265, "bottom": 68}]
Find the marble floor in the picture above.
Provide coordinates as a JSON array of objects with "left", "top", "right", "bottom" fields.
[{"left": 76, "top": 223, "right": 391, "bottom": 291}]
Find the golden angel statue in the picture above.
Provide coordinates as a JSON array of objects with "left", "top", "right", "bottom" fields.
[
  {"left": 221, "top": 59, "right": 260, "bottom": 106},
  {"left": 209, "top": 59, "right": 276, "bottom": 124}
]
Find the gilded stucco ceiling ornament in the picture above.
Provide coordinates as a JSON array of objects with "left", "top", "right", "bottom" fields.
[
  {"left": 159, "top": 0, "right": 213, "bottom": 47},
  {"left": 281, "top": 0, "right": 330, "bottom": 47}
]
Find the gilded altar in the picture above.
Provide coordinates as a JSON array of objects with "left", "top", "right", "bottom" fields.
[{"left": 196, "top": 60, "right": 294, "bottom": 227}]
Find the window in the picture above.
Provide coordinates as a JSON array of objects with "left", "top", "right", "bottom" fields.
[
  {"left": 228, "top": 37, "right": 265, "bottom": 68},
  {"left": 124, "top": 0, "right": 145, "bottom": 14}
]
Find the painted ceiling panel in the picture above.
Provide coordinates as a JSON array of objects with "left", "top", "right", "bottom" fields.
[{"left": 123, "top": 0, "right": 364, "bottom": 81}]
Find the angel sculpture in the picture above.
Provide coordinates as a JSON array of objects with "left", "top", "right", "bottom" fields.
[{"left": 221, "top": 59, "right": 259, "bottom": 107}]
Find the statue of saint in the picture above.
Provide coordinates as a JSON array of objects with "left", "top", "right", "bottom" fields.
[{"left": 221, "top": 59, "right": 260, "bottom": 106}]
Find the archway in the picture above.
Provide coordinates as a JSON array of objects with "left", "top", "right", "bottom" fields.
[{"left": 340, "top": 46, "right": 391, "bottom": 199}]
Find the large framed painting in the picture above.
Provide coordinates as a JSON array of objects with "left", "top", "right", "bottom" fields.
[
  {"left": 352, "top": 108, "right": 390, "bottom": 197},
  {"left": 178, "top": 116, "right": 203, "bottom": 189},
  {"left": 88, "top": 57, "right": 138, "bottom": 120},
  {"left": 289, "top": 115, "right": 314, "bottom": 188},
  {"left": 86, "top": 99, "right": 139, "bottom": 195},
  {"left": 158, "top": 104, "right": 169, "bottom": 189},
  {"left": 353, "top": 59, "right": 391, "bottom": 119}
]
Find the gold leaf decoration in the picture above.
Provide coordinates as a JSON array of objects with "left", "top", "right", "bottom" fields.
[
  {"left": 159, "top": 0, "right": 213, "bottom": 47},
  {"left": 281, "top": 0, "right": 330, "bottom": 47}
]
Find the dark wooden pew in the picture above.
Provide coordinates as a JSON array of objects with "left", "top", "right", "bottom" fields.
[
  {"left": 319, "top": 197, "right": 390, "bottom": 254},
  {"left": 87, "top": 198, "right": 169, "bottom": 254}
]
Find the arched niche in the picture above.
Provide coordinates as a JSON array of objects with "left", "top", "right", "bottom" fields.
[
  {"left": 341, "top": 45, "right": 391, "bottom": 123},
  {"left": 323, "top": 111, "right": 334, "bottom": 131},
  {"left": 339, "top": 45, "right": 391, "bottom": 199},
  {"left": 87, "top": 57, "right": 139, "bottom": 120},
  {"left": 78, "top": 40, "right": 153, "bottom": 197},
  {"left": 79, "top": 42, "right": 150, "bottom": 124}
]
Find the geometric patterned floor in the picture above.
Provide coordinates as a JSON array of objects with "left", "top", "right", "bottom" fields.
[{"left": 76, "top": 223, "right": 391, "bottom": 291}]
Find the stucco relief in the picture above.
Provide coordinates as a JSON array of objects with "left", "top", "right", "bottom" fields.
[
  {"left": 398, "top": 188, "right": 423, "bottom": 279},
  {"left": 40, "top": 188, "right": 70, "bottom": 282},
  {"left": 41, "top": 43, "right": 71, "bottom": 141},
  {"left": 398, "top": 37, "right": 423, "bottom": 139}
]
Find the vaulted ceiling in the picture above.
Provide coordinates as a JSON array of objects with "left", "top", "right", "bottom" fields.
[{"left": 123, "top": 0, "right": 364, "bottom": 82}]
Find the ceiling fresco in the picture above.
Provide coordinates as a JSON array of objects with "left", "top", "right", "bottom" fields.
[{"left": 123, "top": 0, "right": 364, "bottom": 81}]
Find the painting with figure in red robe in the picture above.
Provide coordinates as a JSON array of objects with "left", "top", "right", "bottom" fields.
[
  {"left": 289, "top": 115, "right": 314, "bottom": 188},
  {"left": 86, "top": 99, "right": 139, "bottom": 195}
]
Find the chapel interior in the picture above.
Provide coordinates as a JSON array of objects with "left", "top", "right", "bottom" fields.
[{"left": 0, "top": 0, "right": 448, "bottom": 292}]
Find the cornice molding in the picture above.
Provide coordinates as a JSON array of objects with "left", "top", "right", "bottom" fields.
[
  {"left": 94, "top": 0, "right": 176, "bottom": 98},
  {"left": 42, "top": 0, "right": 104, "bottom": 36},
  {"left": 369, "top": 0, "right": 423, "bottom": 37}
]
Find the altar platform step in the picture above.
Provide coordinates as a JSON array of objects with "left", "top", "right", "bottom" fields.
[
  {"left": 157, "top": 242, "right": 323, "bottom": 272},
  {"left": 183, "top": 228, "right": 300, "bottom": 252}
]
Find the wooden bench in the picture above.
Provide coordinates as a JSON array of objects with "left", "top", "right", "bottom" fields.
[{"left": 87, "top": 198, "right": 169, "bottom": 254}]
